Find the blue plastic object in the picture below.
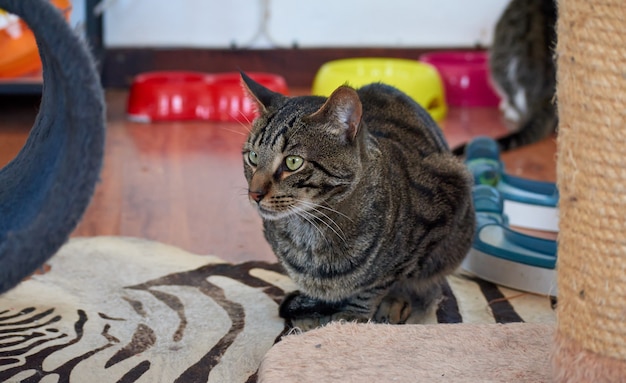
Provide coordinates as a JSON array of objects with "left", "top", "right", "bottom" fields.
[
  {"left": 461, "top": 185, "right": 558, "bottom": 295},
  {"left": 472, "top": 186, "right": 557, "bottom": 269},
  {"left": 464, "top": 137, "right": 559, "bottom": 232},
  {"left": 465, "top": 136, "right": 559, "bottom": 206}
]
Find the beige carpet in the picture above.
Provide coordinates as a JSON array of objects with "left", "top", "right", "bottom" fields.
[
  {"left": 0, "top": 237, "right": 555, "bottom": 382},
  {"left": 260, "top": 322, "right": 554, "bottom": 382}
]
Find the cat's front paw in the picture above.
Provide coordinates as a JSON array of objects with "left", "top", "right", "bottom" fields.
[
  {"left": 279, "top": 291, "right": 367, "bottom": 331},
  {"left": 279, "top": 290, "right": 342, "bottom": 319},
  {"left": 373, "top": 295, "right": 411, "bottom": 324},
  {"left": 279, "top": 291, "right": 335, "bottom": 331},
  {"left": 289, "top": 315, "right": 335, "bottom": 332}
]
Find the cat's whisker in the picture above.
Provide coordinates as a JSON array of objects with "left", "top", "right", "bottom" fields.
[
  {"left": 217, "top": 125, "right": 247, "bottom": 137},
  {"left": 231, "top": 186, "right": 251, "bottom": 195},
  {"left": 296, "top": 202, "right": 348, "bottom": 238},
  {"left": 237, "top": 110, "right": 253, "bottom": 127},
  {"left": 309, "top": 210, "right": 347, "bottom": 243},
  {"left": 289, "top": 123, "right": 305, "bottom": 138},
  {"left": 227, "top": 112, "right": 253, "bottom": 134},
  {"left": 296, "top": 199, "right": 354, "bottom": 222},
  {"left": 225, "top": 111, "right": 253, "bottom": 133},
  {"left": 295, "top": 205, "right": 347, "bottom": 244},
  {"left": 289, "top": 206, "right": 331, "bottom": 245}
]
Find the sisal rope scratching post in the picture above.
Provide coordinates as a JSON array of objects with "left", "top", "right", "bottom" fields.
[{"left": 552, "top": 0, "right": 626, "bottom": 381}]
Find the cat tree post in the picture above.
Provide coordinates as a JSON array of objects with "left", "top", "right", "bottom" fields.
[{"left": 552, "top": 0, "right": 626, "bottom": 381}]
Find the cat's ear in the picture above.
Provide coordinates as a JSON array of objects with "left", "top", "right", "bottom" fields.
[
  {"left": 307, "top": 86, "right": 362, "bottom": 143},
  {"left": 240, "top": 71, "right": 286, "bottom": 114}
]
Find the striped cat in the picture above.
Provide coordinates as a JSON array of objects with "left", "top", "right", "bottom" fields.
[
  {"left": 241, "top": 73, "right": 475, "bottom": 330},
  {"left": 453, "top": 0, "right": 558, "bottom": 155}
]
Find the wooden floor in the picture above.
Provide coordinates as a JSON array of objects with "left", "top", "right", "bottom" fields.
[{"left": 0, "top": 90, "right": 556, "bottom": 264}]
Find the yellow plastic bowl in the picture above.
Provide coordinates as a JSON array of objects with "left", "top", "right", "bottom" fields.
[{"left": 312, "top": 58, "right": 447, "bottom": 122}]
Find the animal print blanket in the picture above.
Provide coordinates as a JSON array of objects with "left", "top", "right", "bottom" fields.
[{"left": 0, "top": 237, "right": 555, "bottom": 383}]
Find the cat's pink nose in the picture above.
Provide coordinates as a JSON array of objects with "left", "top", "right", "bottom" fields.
[{"left": 248, "top": 190, "right": 266, "bottom": 203}]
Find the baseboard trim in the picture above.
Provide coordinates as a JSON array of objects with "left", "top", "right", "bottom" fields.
[{"left": 102, "top": 47, "right": 478, "bottom": 89}]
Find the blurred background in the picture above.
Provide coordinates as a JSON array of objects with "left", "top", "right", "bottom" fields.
[
  {"left": 0, "top": 0, "right": 556, "bottom": 263},
  {"left": 102, "top": 0, "right": 506, "bottom": 48},
  {"left": 1, "top": 0, "right": 510, "bottom": 91}
]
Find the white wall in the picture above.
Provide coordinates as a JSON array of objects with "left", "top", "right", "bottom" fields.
[
  {"left": 103, "top": 0, "right": 508, "bottom": 49},
  {"left": 69, "top": 0, "right": 85, "bottom": 30}
]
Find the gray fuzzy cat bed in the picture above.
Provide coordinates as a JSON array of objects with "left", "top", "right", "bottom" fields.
[{"left": 0, "top": 0, "right": 104, "bottom": 293}]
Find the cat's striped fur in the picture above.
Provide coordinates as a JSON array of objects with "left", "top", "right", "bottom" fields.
[
  {"left": 453, "top": 0, "right": 558, "bottom": 156},
  {"left": 242, "top": 73, "right": 475, "bottom": 330}
]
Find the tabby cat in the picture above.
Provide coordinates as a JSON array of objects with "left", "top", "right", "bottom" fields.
[
  {"left": 241, "top": 73, "right": 475, "bottom": 330},
  {"left": 453, "top": 0, "right": 558, "bottom": 156}
]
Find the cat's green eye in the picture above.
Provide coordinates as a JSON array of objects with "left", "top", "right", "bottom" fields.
[
  {"left": 285, "top": 155, "right": 304, "bottom": 171},
  {"left": 248, "top": 151, "right": 258, "bottom": 166}
]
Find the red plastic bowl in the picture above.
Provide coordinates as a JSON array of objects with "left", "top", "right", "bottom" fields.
[
  {"left": 127, "top": 71, "right": 288, "bottom": 123},
  {"left": 420, "top": 51, "right": 501, "bottom": 107},
  {"left": 127, "top": 71, "right": 212, "bottom": 122},
  {"left": 207, "top": 72, "right": 288, "bottom": 122}
]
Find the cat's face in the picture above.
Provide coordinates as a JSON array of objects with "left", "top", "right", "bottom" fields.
[{"left": 241, "top": 73, "right": 363, "bottom": 221}]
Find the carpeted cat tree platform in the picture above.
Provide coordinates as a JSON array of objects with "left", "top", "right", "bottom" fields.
[{"left": 258, "top": 0, "right": 626, "bottom": 381}]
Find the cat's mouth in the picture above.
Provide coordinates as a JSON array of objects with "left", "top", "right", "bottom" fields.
[
  {"left": 256, "top": 204, "right": 298, "bottom": 221},
  {"left": 252, "top": 194, "right": 306, "bottom": 221}
]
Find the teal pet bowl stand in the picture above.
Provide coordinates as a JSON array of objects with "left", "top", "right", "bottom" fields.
[
  {"left": 462, "top": 185, "right": 558, "bottom": 295},
  {"left": 464, "top": 136, "right": 559, "bottom": 232}
]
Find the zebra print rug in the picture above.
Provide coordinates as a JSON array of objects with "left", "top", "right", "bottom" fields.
[{"left": 0, "top": 237, "right": 555, "bottom": 383}]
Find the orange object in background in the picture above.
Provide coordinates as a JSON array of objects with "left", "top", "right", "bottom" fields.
[{"left": 0, "top": 0, "right": 71, "bottom": 78}]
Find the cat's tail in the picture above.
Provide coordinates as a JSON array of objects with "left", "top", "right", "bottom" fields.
[{"left": 452, "top": 98, "right": 557, "bottom": 156}]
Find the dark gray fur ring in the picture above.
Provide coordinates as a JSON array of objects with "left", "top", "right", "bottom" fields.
[{"left": 0, "top": 0, "right": 105, "bottom": 293}]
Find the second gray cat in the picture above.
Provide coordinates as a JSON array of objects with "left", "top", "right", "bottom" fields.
[{"left": 454, "top": 0, "right": 558, "bottom": 155}]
